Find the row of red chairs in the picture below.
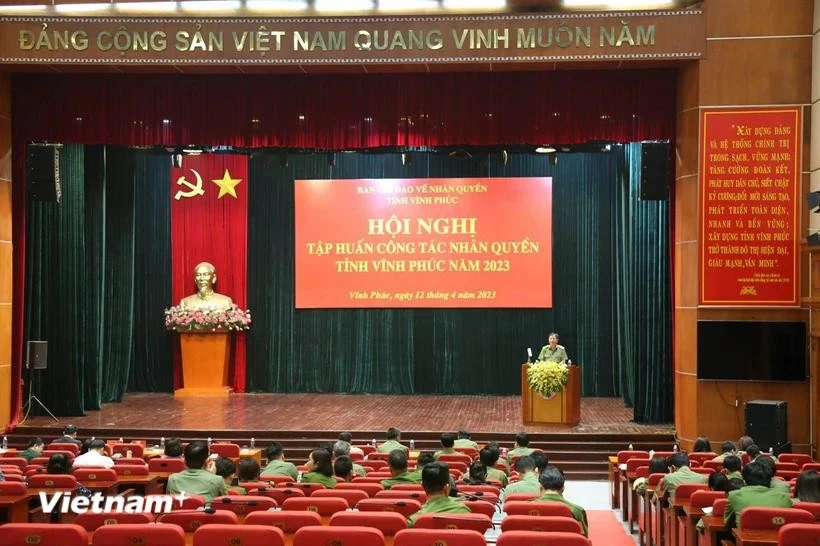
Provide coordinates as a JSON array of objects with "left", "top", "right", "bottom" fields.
[{"left": 0, "top": 522, "right": 593, "bottom": 546}]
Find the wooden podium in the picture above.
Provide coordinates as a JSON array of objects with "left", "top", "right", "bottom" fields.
[
  {"left": 175, "top": 331, "right": 233, "bottom": 397},
  {"left": 521, "top": 363, "right": 581, "bottom": 425}
]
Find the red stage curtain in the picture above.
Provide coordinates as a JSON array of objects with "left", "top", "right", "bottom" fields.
[
  {"left": 11, "top": 71, "right": 675, "bottom": 148},
  {"left": 170, "top": 154, "right": 248, "bottom": 392}
]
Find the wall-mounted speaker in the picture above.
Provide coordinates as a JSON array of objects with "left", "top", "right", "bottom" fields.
[
  {"left": 26, "top": 340, "right": 48, "bottom": 370},
  {"left": 640, "top": 142, "right": 670, "bottom": 201},
  {"left": 27, "top": 144, "right": 61, "bottom": 203},
  {"left": 745, "top": 400, "right": 788, "bottom": 452}
]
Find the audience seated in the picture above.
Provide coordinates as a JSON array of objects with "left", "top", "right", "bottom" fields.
[
  {"left": 462, "top": 461, "right": 488, "bottom": 486},
  {"left": 215, "top": 457, "right": 244, "bottom": 494},
  {"left": 454, "top": 430, "right": 479, "bottom": 450},
  {"left": 301, "top": 448, "right": 337, "bottom": 488},
  {"left": 381, "top": 449, "right": 420, "bottom": 489},
  {"left": 53, "top": 425, "right": 83, "bottom": 448},
  {"left": 407, "top": 462, "right": 471, "bottom": 527},
  {"left": 724, "top": 460, "right": 792, "bottom": 528},
  {"left": 506, "top": 433, "right": 535, "bottom": 465},
  {"left": 260, "top": 442, "right": 298, "bottom": 480},
  {"left": 479, "top": 445, "right": 509, "bottom": 487},
  {"left": 656, "top": 452, "right": 708, "bottom": 500},
  {"left": 20, "top": 438, "right": 44, "bottom": 462},
  {"left": 723, "top": 455, "right": 743, "bottom": 482},
  {"left": 166, "top": 440, "right": 227, "bottom": 502},
  {"left": 712, "top": 441, "right": 736, "bottom": 462},
  {"left": 755, "top": 455, "right": 789, "bottom": 493},
  {"left": 504, "top": 456, "right": 541, "bottom": 497},
  {"left": 632, "top": 455, "right": 668, "bottom": 494},
  {"left": 434, "top": 433, "right": 457, "bottom": 459},
  {"left": 707, "top": 472, "right": 731, "bottom": 492},
  {"left": 333, "top": 441, "right": 367, "bottom": 476},
  {"left": 794, "top": 470, "right": 820, "bottom": 502},
  {"left": 334, "top": 455, "right": 355, "bottom": 482},
  {"left": 338, "top": 432, "right": 364, "bottom": 457},
  {"left": 692, "top": 436, "right": 712, "bottom": 453},
  {"left": 163, "top": 438, "right": 184, "bottom": 459},
  {"left": 238, "top": 458, "right": 261, "bottom": 482},
  {"left": 47, "top": 454, "right": 93, "bottom": 498},
  {"left": 378, "top": 427, "right": 408, "bottom": 454},
  {"left": 737, "top": 435, "right": 755, "bottom": 454},
  {"left": 72, "top": 439, "right": 116, "bottom": 469},
  {"left": 532, "top": 465, "right": 588, "bottom": 536}
]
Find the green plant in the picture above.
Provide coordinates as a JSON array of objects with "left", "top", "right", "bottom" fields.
[{"left": 527, "top": 361, "right": 569, "bottom": 398}]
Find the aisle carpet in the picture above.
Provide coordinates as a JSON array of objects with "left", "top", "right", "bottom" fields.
[{"left": 587, "top": 510, "right": 637, "bottom": 546}]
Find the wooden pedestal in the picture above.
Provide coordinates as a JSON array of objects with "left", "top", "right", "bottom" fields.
[
  {"left": 175, "top": 331, "right": 233, "bottom": 397},
  {"left": 521, "top": 363, "right": 581, "bottom": 425}
]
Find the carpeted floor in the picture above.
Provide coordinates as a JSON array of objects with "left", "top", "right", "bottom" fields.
[{"left": 587, "top": 510, "right": 639, "bottom": 546}]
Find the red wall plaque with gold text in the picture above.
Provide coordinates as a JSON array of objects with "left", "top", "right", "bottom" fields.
[{"left": 699, "top": 108, "right": 801, "bottom": 306}]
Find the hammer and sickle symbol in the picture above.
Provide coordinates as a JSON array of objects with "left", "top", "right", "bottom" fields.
[{"left": 174, "top": 168, "right": 205, "bottom": 200}]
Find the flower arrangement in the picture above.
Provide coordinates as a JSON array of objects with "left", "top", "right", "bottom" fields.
[
  {"left": 164, "top": 304, "right": 252, "bottom": 332},
  {"left": 527, "top": 361, "right": 569, "bottom": 398}
]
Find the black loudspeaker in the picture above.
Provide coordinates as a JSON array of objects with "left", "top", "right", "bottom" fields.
[
  {"left": 26, "top": 341, "right": 48, "bottom": 370},
  {"left": 745, "top": 400, "right": 788, "bottom": 452},
  {"left": 26, "top": 144, "right": 61, "bottom": 203},
  {"left": 640, "top": 142, "right": 670, "bottom": 200}
]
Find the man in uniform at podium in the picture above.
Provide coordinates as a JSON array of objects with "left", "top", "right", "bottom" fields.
[
  {"left": 538, "top": 332, "right": 569, "bottom": 363},
  {"left": 179, "top": 262, "right": 233, "bottom": 310}
]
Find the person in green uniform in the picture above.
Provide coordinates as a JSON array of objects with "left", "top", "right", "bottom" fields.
[
  {"left": 163, "top": 438, "right": 184, "bottom": 459},
  {"left": 656, "top": 452, "right": 708, "bottom": 501},
  {"left": 408, "top": 462, "right": 472, "bottom": 527},
  {"left": 503, "top": 455, "right": 542, "bottom": 498},
  {"left": 795, "top": 470, "right": 820, "bottom": 502},
  {"left": 238, "top": 459, "right": 261, "bottom": 483},
  {"left": 724, "top": 460, "right": 792, "bottom": 528},
  {"left": 711, "top": 441, "right": 737, "bottom": 463},
  {"left": 462, "top": 462, "right": 488, "bottom": 485},
  {"left": 454, "top": 430, "right": 479, "bottom": 450},
  {"left": 537, "top": 332, "right": 569, "bottom": 363},
  {"left": 434, "top": 433, "right": 457, "bottom": 459},
  {"left": 479, "top": 445, "right": 508, "bottom": 487},
  {"left": 506, "top": 433, "right": 535, "bottom": 466},
  {"left": 301, "top": 449, "right": 337, "bottom": 488},
  {"left": 215, "top": 457, "right": 245, "bottom": 495},
  {"left": 166, "top": 441, "right": 228, "bottom": 502},
  {"left": 333, "top": 441, "right": 367, "bottom": 477},
  {"left": 381, "top": 449, "right": 421, "bottom": 489},
  {"left": 723, "top": 455, "right": 743, "bottom": 482},
  {"left": 334, "top": 455, "right": 355, "bottom": 482},
  {"left": 20, "top": 438, "right": 44, "bottom": 462},
  {"left": 531, "top": 465, "right": 588, "bottom": 536},
  {"left": 754, "top": 455, "right": 789, "bottom": 493},
  {"left": 260, "top": 442, "right": 299, "bottom": 480},
  {"left": 408, "top": 452, "right": 435, "bottom": 482},
  {"left": 378, "top": 427, "right": 408, "bottom": 454}
]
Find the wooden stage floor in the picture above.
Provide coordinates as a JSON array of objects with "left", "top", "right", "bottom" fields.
[{"left": 20, "top": 393, "right": 673, "bottom": 435}]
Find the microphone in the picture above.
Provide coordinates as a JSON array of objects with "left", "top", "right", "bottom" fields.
[{"left": 527, "top": 347, "right": 533, "bottom": 362}]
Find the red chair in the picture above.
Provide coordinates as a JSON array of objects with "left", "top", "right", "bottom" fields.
[
  {"left": 503, "top": 500, "right": 574, "bottom": 518},
  {"left": 148, "top": 458, "right": 186, "bottom": 473},
  {"left": 362, "top": 459, "right": 388, "bottom": 470},
  {"left": 209, "top": 443, "right": 241, "bottom": 458},
  {"left": 459, "top": 484, "right": 501, "bottom": 496},
  {"left": 330, "top": 511, "right": 407, "bottom": 536},
  {"left": 504, "top": 493, "right": 539, "bottom": 502},
  {"left": 461, "top": 491, "right": 498, "bottom": 504},
  {"left": 461, "top": 500, "right": 496, "bottom": 518},
  {"left": 28, "top": 474, "right": 78, "bottom": 488},
  {"left": 497, "top": 530, "right": 592, "bottom": 546},
  {"left": 335, "top": 482, "right": 384, "bottom": 497},
  {"left": 775, "top": 462, "right": 801, "bottom": 472},
  {"left": 691, "top": 467, "right": 713, "bottom": 476},
  {"left": 0, "top": 482, "right": 26, "bottom": 495},
  {"left": 239, "top": 481, "right": 272, "bottom": 491},
  {"left": 244, "top": 510, "right": 322, "bottom": 533},
  {"left": 47, "top": 442, "right": 80, "bottom": 455},
  {"left": 192, "top": 524, "right": 285, "bottom": 546},
  {"left": 438, "top": 453, "right": 473, "bottom": 465},
  {"left": 779, "top": 454, "right": 814, "bottom": 467},
  {"left": 702, "top": 460, "right": 724, "bottom": 471},
  {"left": 143, "top": 494, "right": 205, "bottom": 512},
  {"left": 110, "top": 444, "right": 144, "bottom": 458},
  {"left": 113, "top": 464, "right": 149, "bottom": 477},
  {"left": 689, "top": 490, "right": 726, "bottom": 509},
  {"left": 366, "top": 452, "right": 392, "bottom": 461},
  {"left": 0, "top": 523, "right": 88, "bottom": 546},
  {"left": 73, "top": 468, "right": 117, "bottom": 482},
  {"left": 375, "top": 490, "right": 426, "bottom": 502},
  {"left": 674, "top": 483, "right": 709, "bottom": 501},
  {"left": 412, "top": 513, "right": 492, "bottom": 533},
  {"left": 391, "top": 483, "right": 424, "bottom": 491},
  {"left": 356, "top": 498, "right": 423, "bottom": 517},
  {"left": 74, "top": 512, "right": 155, "bottom": 531},
  {"left": 294, "top": 525, "right": 385, "bottom": 546},
  {"left": 712, "top": 498, "right": 728, "bottom": 517},
  {"left": 113, "top": 458, "right": 147, "bottom": 466},
  {"left": 501, "top": 515, "right": 584, "bottom": 534},
  {"left": 792, "top": 501, "right": 820, "bottom": 519},
  {"left": 355, "top": 445, "right": 376, "bottom": 456},
  {"left": 367, "top": 472, "right": 394, "bottom": 478},
  {"left": 157, "top": 509, "right": 239, "bottom": 532},
  {"left": 454, "top": 448, "right": 478, "bottom": 459},
  {"left": 394, "top": 528, "right": 486, "bottom": 546},
  {"left": 91, "top": 523, "right": 185, "bottom": 545},
  {"left": 275, "top": 482, "right": 325, "bottom": 495},
  {"left": 738, "top": 507, "right": 814, "bottom": 530},
  {"left": 30, "top": 457, "right": 51, "bottom": 467},
  {"left": 625, "top": 458, "right": 651, "bottom": 474},
  {"left": 777, "top": 522, "right": 820, "bottom": 545},
  {"left": 616, "top": 450, "right": 650, "bottom": 464},
  {"left": 777, "top": 470, "right": 800, "bottom": 481},
  {"left": 248, "top": 486, "right": 305, "bottom": 504},
  {"left": 312, "top": 488, "right": 369, "bottom": 505},
  {"left": 2, "top": 457, "right": 30, "bottom": 468},
  {"left": 689, "top": 453, "right": 718, "bottom": 465},
  {"left": 42, "top": 450, "right": 76, "bottom": 460},
  {"left": 210, "top": 495, "right": 277, "bottom": 516},
  {"left": 282, "top": 496, "right": 350, "bottom": 516}
]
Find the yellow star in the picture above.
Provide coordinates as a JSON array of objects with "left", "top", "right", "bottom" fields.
[{"left": 212, "top": 168, "right": 242, "bottom": 199}]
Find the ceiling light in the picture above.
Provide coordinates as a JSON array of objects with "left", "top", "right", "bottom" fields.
[
  {"left": 245, "top": 0, "right": 308, "bottom": 11},
  {"left": 116, "top": 2, "right": 178, "bottom": 13},
  {"left": 179, "top": 1, "right": 243, "bottom": 12},
  {"left": 54, "top": 3, "right": 112, "bottom": 13},
  {"left": 562, "top": 0, "right": 674, "bottom": 7},
  {"left": 315, "top": 0, "right": 374, "bottom": 11},
  {"left": 0, "top": 4, "right": 48, "bottom": 13},
  {"left": 535, "top": 146, "right": 556, "bottom": 154},
  {"left": 442, "top": 0, "right": 505, "bottom": 9},
  {"left": 378, "top": 0, "right": 439, "bottom": 11}
]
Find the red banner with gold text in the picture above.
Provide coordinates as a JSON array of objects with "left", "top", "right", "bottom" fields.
[
  {"left": 699, "top": 108, "right": 801, "bottom": 306},
  {"left": 295, "top": 177, "right": 552, "bottom": 308}
]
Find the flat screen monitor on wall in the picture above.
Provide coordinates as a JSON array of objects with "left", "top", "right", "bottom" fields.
[{"left": 697, "top": 321, "right": 807, "bottom": 381}]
